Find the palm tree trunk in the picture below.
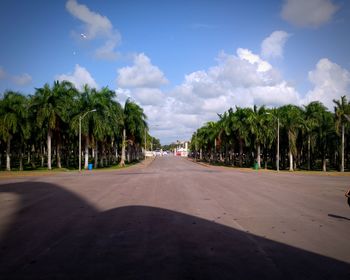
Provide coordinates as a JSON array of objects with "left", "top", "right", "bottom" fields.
[
  {"left": 199, "top": 148, "right": 203, "bottom": 160},
  {"left": 289, "top": 150, "right": 293, "bottom": 171},
  {"left": 341, "top": 123, "right": 344, "bottom": 172},
  {"left": 323, "top": 156, "right": 327, "bottom": 172},
  {"left": 231, "top": 148, "right": 235, "bottom": 167},
  {"left": 307, "top": 135, "right": 311, "bottom": 170},
  {"left": 41, "top": 145, "right": 45, "bottom": 167},
  {"left": 47, "top": 129, "right": 52, "bottom": 170},
  {"left": 57, "top": 140, "right": 61, "bottom": 168},
  {"left": 6, "top": 136, "right": 11, "bottom": 171},
  {"left": 120, "top": 128, "right": 126, "bottom": 167},
  {"left": 19, "top": 150, "right": 23, "bottom": 171},
  {"left": 257, "top": 143, "right": 261, "bottom": 168},
  {"left": 94, "top": 141, "right": 98, "bottom": 168},
  {"left": 127, "top": 145, "right": 131, "bottom": 163},
  {"left": 100, "top": 143, "right": 104, "bottom": 167},
  {"left": 239, "top": 138, "right": 243, "bottom": 167},
  {"left": 84, "top": 135, "right": 89, "bottom": 169}
]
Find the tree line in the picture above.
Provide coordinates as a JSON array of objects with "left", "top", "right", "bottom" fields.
[
  {"left": 190, "top": 97, "right": 350, "bottom": 172},
  {"left": 0, "top": 80, "right": 151, "bottom": 171}
]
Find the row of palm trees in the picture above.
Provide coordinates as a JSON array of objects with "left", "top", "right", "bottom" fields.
[
  {"left": 0, "top": 81, "right": 149, "bottom": 171},
  {"left": 190, "top": 97, "right": 350, "bottom": 172}
]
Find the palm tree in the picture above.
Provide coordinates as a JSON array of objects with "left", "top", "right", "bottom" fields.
[
  {"left": 233, "top": 107, "right": 251, "bottom": 167},
  {"left": 280, "top": 105, "right": 303, "bottom": 171},
  {"left": 247, "top": 105, "right": 267, "bottom": 168},
  {"left": 222, "top": 108, "right": 238, "bottom": 166},
  {"left": 32, "top": 81, "right": 77, "bottom": 169},
  {"left": 317, "top": 110, "right": 334, "bottom": 171},
  {"left": 206, "top": 121, "right": 221, "bottom": 162},
  {"left": 333, "top": 96, "right": 349, "bottom": 172},
  {"left": 302, "top": 102, "right": 327, "bottom": 170},
  {"left": 119, "top": 99, "right": 147, "bottom": 167},
  {"left": 88, "top": 87, "right": 123, "bottom": 168},
  {"left": 71, "top": 85, "right": 98, "bottom": 169},
  {"left": 262, "top": 109, "right": 277, "bottom": 169},
  {"left": 0, "top": 91, "right": 29, "bottom": 171},
  {"left": 218, "top": 111, "right": 232, "bottom": 164}
]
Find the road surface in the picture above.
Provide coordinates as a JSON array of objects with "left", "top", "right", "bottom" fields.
[{"left": 0, "top": 156, "right": 349, "bottom": 279}]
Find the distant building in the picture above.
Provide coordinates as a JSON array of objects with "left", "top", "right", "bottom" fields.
[{"left": 174, "top": 140, "right": 190, "bottom": 157}]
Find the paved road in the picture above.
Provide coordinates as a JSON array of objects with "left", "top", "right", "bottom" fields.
[{"left": 0, "top": 156, "right": 349, "bottom": 279}]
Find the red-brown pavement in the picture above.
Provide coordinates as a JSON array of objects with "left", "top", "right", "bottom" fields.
[{"left": 0, "top": 156, "right": 349, "bottom": 279}]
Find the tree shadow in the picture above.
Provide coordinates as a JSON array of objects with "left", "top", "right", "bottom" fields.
[{"left": 0, "top": 182, "right": 349, "bottom": 280}]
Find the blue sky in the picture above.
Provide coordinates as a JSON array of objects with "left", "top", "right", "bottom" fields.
[{"left": 1, "top": 0, "right": 349, "bottom": 143}]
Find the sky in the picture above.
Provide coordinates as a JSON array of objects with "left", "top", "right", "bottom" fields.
[{"left": 1, "top": 0, "right": 350, "bottom": 144}]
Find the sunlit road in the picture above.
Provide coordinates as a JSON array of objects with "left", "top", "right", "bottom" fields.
[{"left": 0, "top": 156, "right": 349, "bottom": 279}]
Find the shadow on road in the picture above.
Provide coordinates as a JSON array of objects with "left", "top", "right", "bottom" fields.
[{"left": 1, "top": 182, "right": 349, "bottom": 280}]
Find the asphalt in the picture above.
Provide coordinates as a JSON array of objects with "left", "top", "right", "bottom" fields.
[{"left": 0, "top": 156, "right": 349, "bottom": 279}]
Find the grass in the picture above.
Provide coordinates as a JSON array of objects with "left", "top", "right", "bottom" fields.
[
  {"left": 0, "top": 160, "right": 141, "bottom": 179},
  {"left": 189, "top": 158, "right": 350, "bottom": 176}
]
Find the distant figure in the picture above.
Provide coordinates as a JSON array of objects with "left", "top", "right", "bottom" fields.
[{"left": 345, "top": 189, "right": 350, "bottom": 207}]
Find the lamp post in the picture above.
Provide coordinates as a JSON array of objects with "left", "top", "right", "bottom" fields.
[
  {"left": 79, "top": 109, "right": 96, "bottom": 172},
  {"left": 266, "top": 112, "right": 280, "bottom": 172},
  {"left": 144, "top": 125, "right": 159, "bottom": 157}
]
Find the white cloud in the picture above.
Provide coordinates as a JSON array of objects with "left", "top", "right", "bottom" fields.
[
  {"left": 148, "top": 49, "right": 301, "bottom": 143},
  {"left": 281, "top": 0, "right": 338, "bottom": 27},
  {"left": 115, "top": 49, "right": 349, "bottom": 144},
  {"left": 237, "top": 48, "right": 272, "bottom": 72},
  {"left": 116, "top": 87, "right": 165, "bottom": 106},
  {"left": 12, "top": 73, "right": 32, "bottom": 86},
  {"left": 261, "top": 30, "right": 291, "bottom": 59},
  {"left": 303, "top": 58, "right": 350, "bottom": 109},
  {"left": 117, "top": 53, "right": 168, "bottom": 88},
  {"left": 57, "top": 64, "right": 98, "bottom": 90},
  {"left": 66, "top": 0, "right": 121, "bottom": 60}
]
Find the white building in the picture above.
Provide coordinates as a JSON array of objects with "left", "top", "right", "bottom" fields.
[{"left": 174, "top": 140, "right": 190, "bottom": 157}]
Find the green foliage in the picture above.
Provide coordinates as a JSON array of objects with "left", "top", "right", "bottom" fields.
[
  {"left": 0, "top": 82, "right": 153, "bottom": 171},
  {"left": 191, "top": 98, "right": 350, "bottom": 171}
]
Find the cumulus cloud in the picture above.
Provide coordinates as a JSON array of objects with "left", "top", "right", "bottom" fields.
[
  {"left": 303, "top": 58, "right": 350, "bottom": 109},
  {"left": 66, "top": 0, "right": 121, "bottom": 60},
  {"left": 57, "top": 64, "right": 98, "bottom": 90},
  {"left": 117, "top": 53, "right": 168, "bottom": 88},
  {"left": 281, "top": 0, "right": 338, "bottom": 27},
  {"left": 173, "top": 48, "right": 294, "bottom": 110},
  {"left": 261, "top": 30, "right": 291, "bottom": 59},
  {"left": 116, "top": 87, "right": 165, "bottom": 106},
  {"left": 148, "top": 48, "right": 301, "bottom": 143},
  {"left": 237, "top": 48, "right": 272, "bottom": 72},
  {"left": 12, "top": 73, "right": 32, "bottom": 86},
  {"left": 115, "top": 47, "right": 349, "bottom": 144}
]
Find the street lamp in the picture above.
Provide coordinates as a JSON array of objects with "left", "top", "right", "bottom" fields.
[
  {"left": 144, "top": 125, "right": 159, "bottom": 156},
  {"left": 79, "top": 109, "right": 96, "bottom": 172},
  {"left": 266, "top": 112, "right": 280, "bottom": 172}
]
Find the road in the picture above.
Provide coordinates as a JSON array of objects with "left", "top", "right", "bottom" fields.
[{"left": 0, "top": 156, "right": 349, "bottom": 279}]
